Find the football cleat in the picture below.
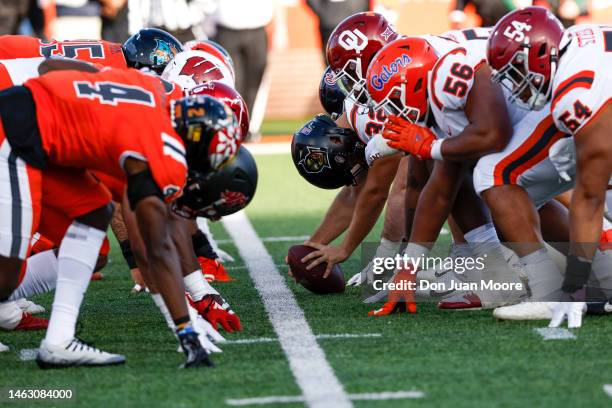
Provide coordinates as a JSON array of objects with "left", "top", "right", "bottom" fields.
[
  {"left": 346, "top": 272, "right": 363, "bottom": 286},
  {"left": 14, "top": 298, "right": 46, "bottom": 314},
  {"left": 178, "top": 328, "right": 214, "bottom": 368},
  {"left": 493, "top": 301, "right": 557, "bottom": 320},
  {"left": 587, "top": 301, "right": 612, "bottom": 315},
  {"left": 0, "top": 342, "right": 8, "bottom": 352},
  {"left": 36, "top": 338, "right": 125, "bottom": 369},
  {"left": 199, "top": 257, "right": 234, "bottom": 282},
  {"left": 438, "top": 292, "right": 482, "bottom": 310},
  {"left": 14, "top": 313, "right": 48, "bottom": 330}
]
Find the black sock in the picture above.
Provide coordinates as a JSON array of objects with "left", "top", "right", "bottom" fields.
[{"left": 192, "top": 230, "right": 218, "bottom": 259}]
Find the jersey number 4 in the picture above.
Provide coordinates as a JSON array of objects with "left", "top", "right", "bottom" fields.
[
  {"left": 558, "top": 100, "right": 592, "bottom": 133},
  {"left": 74, "top": 81, "right": 156, "bottom": 107},
  {"left": 442, "top": 63, "right": 474, "bottom": 98}
]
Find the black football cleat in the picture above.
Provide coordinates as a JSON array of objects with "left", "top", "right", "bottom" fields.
[{"left": 178, "top": 329, "right": 214, "bottom": 368}]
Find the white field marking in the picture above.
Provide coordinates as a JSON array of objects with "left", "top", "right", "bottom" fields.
[
  {"left": 216, "top": 235, "right": 309, "bottom": 245},
  {"left": 225, "top": 264, "right": 287, "bottom": 271},
  {"left": 534, "top": 327, "right": 577, "bottom": 340},
  {"left": 226, "top": 391, "right": 424, "bottom": 406},
  {"left": 222, "top": 212, "right": 352, "bottom": 408},
  {"left": 603, "top": 384, "right": 612, "bottom": 398},
  {"left": 221, "top": 333, "right": 382, "bottom": 345},
  {"left": 19, "top": 348, "right": 37, "bottom": 361},
  {"left": 243, "top": 142, "right": 290, "bottom": 155}
]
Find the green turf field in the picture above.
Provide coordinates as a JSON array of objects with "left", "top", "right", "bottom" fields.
[{"left": 1, "top": 152, "right": 612, "bottom": 408}]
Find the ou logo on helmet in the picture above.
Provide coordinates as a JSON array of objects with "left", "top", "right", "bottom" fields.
[{"left": 338, "top": 29, "right": 369, "bottom": 53}]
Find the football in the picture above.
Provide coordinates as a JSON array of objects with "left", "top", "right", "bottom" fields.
[{"left": 287, "top": 245, "right": 345, "bottom": 294}]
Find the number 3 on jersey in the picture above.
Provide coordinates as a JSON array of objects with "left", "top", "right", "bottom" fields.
[
  {"left": 442, "top": 63, "right": 473, "bottom": 98},
  {"left": 74, "top": 81, "right": 156, "bottom": 107}
]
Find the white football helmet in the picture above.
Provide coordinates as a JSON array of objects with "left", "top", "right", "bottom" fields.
[{"left": 161, "top": 50, "right": 235, "bottom": 91}]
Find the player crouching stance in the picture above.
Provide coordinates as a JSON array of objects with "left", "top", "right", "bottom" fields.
[
  {"left": 0, "top": 61, "right": 238, "bottom": 367},
  {"left": 486, "top": 7, "right": 612, "bottom": 327}
]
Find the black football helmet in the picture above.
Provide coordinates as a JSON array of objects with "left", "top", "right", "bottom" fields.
[
  {"left": 171, "top": 94, "right": 239, "bottom": 174},
  {"left": 122, "top": 28, "right": 183, "bottom": 74},
  {"left": 173, "top": 146, "right": 258, "bottom": 219},
  {"left": 291, "top": 114, "right": 366, "bottom": 189},
  {"left": 319, "top": 66, "right": 345, "bottom": 119}
]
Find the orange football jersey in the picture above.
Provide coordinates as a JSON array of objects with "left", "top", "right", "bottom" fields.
[
  {"left": 0, "top": 35, "right": 127, "bottom": 68},
  {"left": 24, "top": 68, "right": 187, "bottom": 202}
]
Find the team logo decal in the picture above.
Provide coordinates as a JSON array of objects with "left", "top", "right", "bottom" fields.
[
  {"left": 300, "top": 123, "right": 313, "bottom": 136},
  {"left": 324, "top": 71, "right": 338, "bottom": 86},
  {"left": 179, "top": 56, "right": 223, "bottom": 84},
  {"left": 381, "top": 26, "right": 396, "bottom": 41},
  {"left": 209, "top": 128, "right": 238, "bottom": 170},
  {"left": 220, "top": 190, "right": 248, "bottom": 208},
  {"left": 338, "top": 29, "right": 369, "bottom": 53},
  {"left": 150, "top": 39, "right": 179, "bottom": 65},
  {"left": 299, "top": 146, "right": 331, "bottom": 174},
  {"left": 370, "top": 54, "right": 412, "bottom": 91}
]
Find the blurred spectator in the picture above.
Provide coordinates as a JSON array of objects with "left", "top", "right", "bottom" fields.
[
  {"left": 0, "top": 0, "right": 30, "bottom": 35},
  {"left": 449, "top": 0, "right": 532, "bottom": 28},
  {"left": 306, "top": 0, "right": 370, "bottom": 61},
  {"left": 212, "top": 0, "right": 275, "bottom": 139},
  {"left": 545, "top": 0, "right": 588, "bottom": 27},
  {"left": 101, "top": 0, "right": 129, "bottom": 42},
  {"left": 52, "top": 0, "right": 102, "bottom": 40},
  {"left": 127, "top": 0, "right": 213, "bottom": 42}
]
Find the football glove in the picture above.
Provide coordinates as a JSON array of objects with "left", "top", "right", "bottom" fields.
[
  {"left": 194, "top": 294, "right": 242, "bottom": 332},
  {"left": 549, "top": 301, "right": 586, "bottom": 328},
  {"left": 383, "top": 115, "right": 437, "bottom": 160}
]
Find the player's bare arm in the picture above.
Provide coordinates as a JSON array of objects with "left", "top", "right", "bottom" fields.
[
  {"left": 569, "top": 104, "right": 612, "bottom": 260},
  {"left": 303, "top": 154, "right": 401, "bottom": 277},
  {"left": 437, "top": 65, "right": 512, "bottom": 162},
  {"left": 307, "top": 184, "right": 363, "bottom": 245}
]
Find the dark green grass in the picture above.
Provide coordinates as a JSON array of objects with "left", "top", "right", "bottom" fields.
[
  {"left": 1, "top": 153, "right": 612, "bottom": 407},
  {"left": 260, "top": 119, "right": 309, "bottom": 136}
]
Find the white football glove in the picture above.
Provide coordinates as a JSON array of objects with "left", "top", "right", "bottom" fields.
[
  {"left": 347, "top": 238, "right": 401, "bottom": 287},
  {"left": 549, "top": 301, "right": 586, "bottom": 328},
  {"left": 365, "top": 134, "right": 400, "bottom": 166}
]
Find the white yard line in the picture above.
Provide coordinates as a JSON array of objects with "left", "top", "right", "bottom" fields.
[
  {"left": 603, "top": 384, "right": 612, "bottom": 398},
  {"left": 217, "top": 235, "right": 309, "bottom": 245},
  {"left": 226, "top": 391, "right": 424, "bottom": 406},
  {"left": 222, "top": 212, "right": 352, "bottom": 408},
  {"left": 534, "top": 327, "right": 577, "bottom": 340},
  {"left": 222, "top": 333, "right": 382, "bottom": 345}
]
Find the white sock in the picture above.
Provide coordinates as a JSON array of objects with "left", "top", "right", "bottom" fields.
[
  {"left": 520, "top": 248, "right": 562, "bottom": 300},
  {"left": 183, "top": 270, "right": 218, "bottom": 301},
  {"left": 0, "top": 300, "right": 23, "bottom": 330},
  {"left": 45, "top": 222, "right": 106, "bottom": 346},
  {"left": 151, "top": 293, "right": 175, "bottom": 330},
  {"left": 464, "top": 223, "right": 512, "bottom": 281},
  {"left": 10, "top": 250, "right": 58, "bottom": 300}
]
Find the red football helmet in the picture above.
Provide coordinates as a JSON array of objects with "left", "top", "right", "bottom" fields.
[
  {"left": 366, "top": 37, "right": 438, "bottom": 124},
  {"left": 190, "top": 81, "right": 250, "bottom": 142},
  {"left": 326, "top": 12, "right": 398, "bottom": 104},
  {"left": 183, "top": 40, "right": 235, "bottom": 80},
  {"left": 487, "top": 6, "right": 564, "bottom": 110}
]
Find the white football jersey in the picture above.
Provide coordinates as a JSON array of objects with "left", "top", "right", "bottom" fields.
[
  {"left": 344, "top": 96, "right": 387, "bottom": 144},
  {"left": 551, "top": 24, "right": 612, "bottom": 135},
  {"left": 0, "top": 57, "right": 44, "bottom": 86},
  {"left": 439, "top": 27, "right": 493, "bottom": 44}
]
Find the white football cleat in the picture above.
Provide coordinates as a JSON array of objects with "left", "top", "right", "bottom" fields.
[
  {"left": 14, "top": 298, "right": 46, "bottom": 314},
  {"left": 36, "top": 339, "right": 125, "bottom": 369},
  {"left": 493, "top": 302, "right": 557, "bottom": 321},
  {"left": 0, "top": 342, "right": 8, "bottom": 352}
]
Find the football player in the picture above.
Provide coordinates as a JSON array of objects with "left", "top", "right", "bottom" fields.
[
  {"left": 0, "top": 63, "right": 237, "bottom": 368},
  {"left": 486, "top": 7, "right": 612, "bottom": 327}
]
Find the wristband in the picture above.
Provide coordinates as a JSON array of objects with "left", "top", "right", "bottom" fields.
[
  {"left": 562, "top": 254, "right": 592, "bottom": 293},
  {"left": 430, "top": 139, "right": 444, "bottom": 160}
]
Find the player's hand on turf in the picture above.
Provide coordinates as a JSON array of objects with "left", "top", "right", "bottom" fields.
[
  {"left": 301, "top": 242, "right": 349, "bottom": 278},
  {"left": 382, "top": 115, "right": 437, "bottom": 160},
  {"left": 200, "top": 294, "right": 242, "bottom": 333},
  {"left": 549, "top": 301, "right": 586, "bottom": 328}
]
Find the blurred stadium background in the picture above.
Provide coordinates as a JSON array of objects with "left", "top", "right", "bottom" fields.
[{"left": 2, "top": 0, "right": 612, "bottom": 126}]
